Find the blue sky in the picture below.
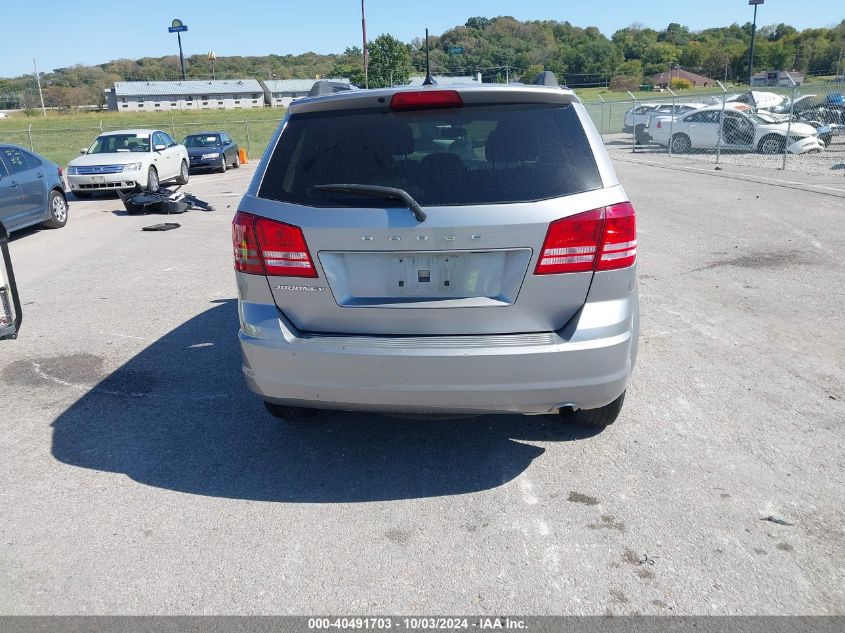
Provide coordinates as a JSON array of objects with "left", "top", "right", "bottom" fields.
[{"left": 3, "top": 0, "right": 843, "bottom": 77}]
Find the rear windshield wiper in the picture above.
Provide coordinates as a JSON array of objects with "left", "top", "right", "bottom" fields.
[{"left": 313, "top": 184, "right": 427, "bottom": 222}]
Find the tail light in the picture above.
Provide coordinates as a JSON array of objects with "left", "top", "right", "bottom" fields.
[
  {"left": 57, "top": 166, "right": 64, "bottom": 180},
  {"left": 232, "top": 212, "right": 317, "bottom": 278},
  {"left": 535, "top": 202, "right": 636, "bottom": 275}
]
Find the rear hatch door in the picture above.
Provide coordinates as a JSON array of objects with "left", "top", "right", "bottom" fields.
[{"left": 247, "top": 92, "right": 619, "bottom": 336}]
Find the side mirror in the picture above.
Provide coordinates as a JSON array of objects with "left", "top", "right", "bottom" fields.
[
  {"left": 80, "top": 148, "right": 88, "bottom": 155},
  {"left": 154, "top": 144, "right": 166, "bottom": 152},
  {"left": 0, "top": 222, "right": 22, "bottom": 341}
]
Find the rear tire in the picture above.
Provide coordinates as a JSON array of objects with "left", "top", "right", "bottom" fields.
[
  {"left": 559, "top": 392, "right": 626, "bottom": 428},
  {"left": 43, "top": 190, "right": 68, "bottom": 228},
  {"left": 264, "top": 401, "right": 320, "bottom": 421},
  {"left": 634, "top": 124, "right": 648, "bottom": 145},
  {"left": 670, "top": 133, "right": 691, "bottom": 154}
]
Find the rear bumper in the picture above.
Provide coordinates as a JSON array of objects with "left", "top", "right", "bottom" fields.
[{"left": 238, "top": 273, "right": 639, "bottom": 415}]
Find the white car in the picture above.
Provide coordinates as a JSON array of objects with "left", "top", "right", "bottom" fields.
[
  {"left": 648, "top": 105, "right": 825, "bottom": 155},
  {"left": 67, "top": 129, "right": 189, "bottom": 198},
  {"left": 624, "top": 102, "right": 708, "bottom": 143}
]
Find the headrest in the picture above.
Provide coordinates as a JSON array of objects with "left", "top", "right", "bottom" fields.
[{"left": 485, "top": 120, "right": 540, "bottom": 163}]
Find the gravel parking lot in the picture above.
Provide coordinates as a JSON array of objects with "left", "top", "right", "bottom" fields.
[{"left": 0, "top": 160, "right": 842, "bottom": 615}]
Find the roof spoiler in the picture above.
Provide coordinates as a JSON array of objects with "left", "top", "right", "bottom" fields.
[
  {"left": 308, "top": 81, "right": 357, "bottom": 97},
  {"left": 532, "top": 71, "right": 560, "bottom": 87}
]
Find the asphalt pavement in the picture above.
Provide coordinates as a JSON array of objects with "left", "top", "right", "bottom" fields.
[{"left": 0, "top": 160, "right": 842, "bottom": 615}]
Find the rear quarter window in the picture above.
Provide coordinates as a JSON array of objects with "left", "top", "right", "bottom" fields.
[{"left": 258, "top": 103, "right": 603, "bottom": 207}]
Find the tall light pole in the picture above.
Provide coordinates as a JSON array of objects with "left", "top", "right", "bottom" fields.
[
  {"left": 747, "top": 0, "right": 764, "bottom": 86},
  {"left": 361, "top": 0, "right": 368, "bottom": 88},
  {"left": 208, "top": 51, "right": 216, "bottom": 80},
  {"left": 168, "top": 19, "right": 189, "bottom": 81}
]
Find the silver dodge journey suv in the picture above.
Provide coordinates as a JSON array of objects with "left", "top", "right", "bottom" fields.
[{"left": 234, "top": 75, "right": 638, "bottom": 427}]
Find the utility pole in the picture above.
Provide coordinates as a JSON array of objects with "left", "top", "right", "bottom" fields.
[
  {"left": 361, "top": 0, "right": 368, "bottom": 88},
  {"left": 724, "top": 55, "right": 729, "bottom": 83},
  {"left": 33, "top": 59, "right": 46, "bottom": 117},
  {"left": 747, "top": 0, "right": 764, "bottom": 86}
]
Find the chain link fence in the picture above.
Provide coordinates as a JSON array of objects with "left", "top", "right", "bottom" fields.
[
  {"left": 0, "top": 117, "right": 284, "bottom": 168},
  {"left": 585, "top": 81, "right": 845, "bottom": 179}
]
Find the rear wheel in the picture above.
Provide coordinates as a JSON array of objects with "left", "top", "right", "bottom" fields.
[
  {"left": 264, "top": 401, "right": 320, "bottom": 421},
  {"left": 176, "top": 160, "right": 189, "bottom": 184},
  {"left": 43, "top": 190, "right": 68, "bottom": 228},
  {"left": 634, "top": 124, "right": 648, "bottom": 145},
  {"left": 670, "top": 133, "right": 691, "bottom": 154},
  {"left": 559, "top": 392, "right": 625, "bottom": 428}
]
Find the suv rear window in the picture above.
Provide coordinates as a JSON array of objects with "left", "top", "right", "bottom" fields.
[{"left": 258, "top": 103, "right": 603, "bottom": 207}]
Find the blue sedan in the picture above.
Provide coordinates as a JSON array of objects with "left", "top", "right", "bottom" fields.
[
  {"left": 182, "top": 131, "right": 240, "bottom": 173},
  {"left": 0, "top": 145, "right": 68, "bottom": 233}
]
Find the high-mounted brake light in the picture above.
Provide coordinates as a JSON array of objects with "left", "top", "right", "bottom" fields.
[
  {"left": 535, "top": 202, "right": 636, "bottom": 275},
  {"left": 232, "top": 212, "right": 317, "bottom": 278},
  {"left": 390, "top": 90, "right": 463, "bottom": 110}
]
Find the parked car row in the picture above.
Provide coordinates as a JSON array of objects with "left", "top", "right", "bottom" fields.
[
  {"left": 647, "top": 103, "right": 826, "bottom": 154},
  {"left": 0, "top": 129, "right": 240, "bottom": 234},
  {"left": 624, "top": 102, "right": 708, "bottom": 144},
  {"left": 67, "top": 129, "right": 241, "bottom": 198},
  {"left": 626, "top": 90, "right": 836, "bottom": 154}
]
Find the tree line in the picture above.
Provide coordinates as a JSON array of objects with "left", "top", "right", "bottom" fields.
[{"left": 2, "top": 16, "right": 843, "bottom": 109}]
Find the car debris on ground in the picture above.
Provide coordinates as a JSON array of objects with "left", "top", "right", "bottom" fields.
[{"left": 118, "top": 185, "right": 215, "bottom": 215}]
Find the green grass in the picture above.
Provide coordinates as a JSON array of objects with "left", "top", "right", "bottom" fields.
[{"left": 0, "top": 108, "right": 286, "bottom": 167}]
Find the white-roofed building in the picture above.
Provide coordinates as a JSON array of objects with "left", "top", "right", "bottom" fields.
[
  {"left": 105, "top": 79, "right": 266, "bottom": 112},
  {"left": 262, "top": 78, "right": 351, "bottom": 108}
]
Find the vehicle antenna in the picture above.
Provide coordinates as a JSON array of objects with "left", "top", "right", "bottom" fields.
[{"left": 422, "top": 28, "right": 435, "bottom": 86}]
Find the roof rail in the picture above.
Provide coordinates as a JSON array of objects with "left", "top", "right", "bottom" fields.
[
  {"left": 308, "top": 80, "right": 357, "bottom": 97},
  {"left": 532, "top": 71, "right": 559, "bottom": 87}
]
